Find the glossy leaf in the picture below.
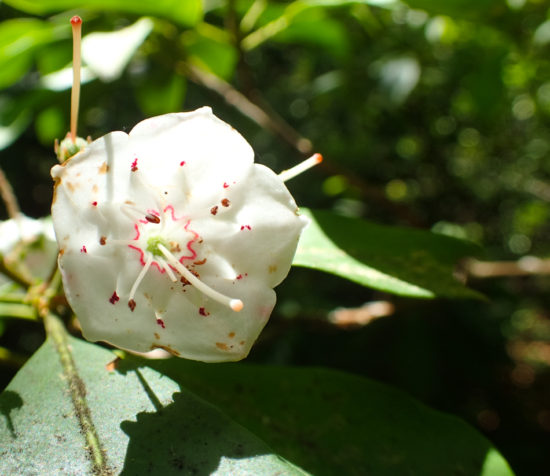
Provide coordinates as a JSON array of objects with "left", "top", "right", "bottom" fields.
[
  {"left": 3, "top": 0, "right": 203, "bottom": 27},
  {"left": 294, "top": 208, "right": 481, "bottom": 299},
  {"left": 0, "top": 335, "right": 514, "bottom": 475},
  {"left": 0, "top": 337, "right": 307, "bottom": 474}
]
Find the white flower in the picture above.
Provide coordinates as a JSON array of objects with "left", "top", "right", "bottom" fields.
[{"left": 51, "top": 107, "right": 308, "bottom": 362}]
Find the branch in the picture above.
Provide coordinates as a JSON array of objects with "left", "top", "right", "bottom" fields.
[
  {"left": 180, "top": 62, "right": 313, "bottom": 154},
  {"left": 464, "top": 256, "right": 550, "bottom": 278},
  {"left": 0, "top": 166, "right": 21, "bottom": 220}
]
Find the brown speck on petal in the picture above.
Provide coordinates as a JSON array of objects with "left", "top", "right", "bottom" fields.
[
  {"left": 210, "top": 206, "right": 218, "bottom": 215},
  {"left": 128, "top": 299, "right": 136, "bottom": 311},
  {"left": 216, "top": 342, "right": 229, "bottom": 351},
  {"left": 99, "top": 162, "right": 109, "bottom": 174},
  {"left": 228, "top": 332, "right": 235, "bottom": 338},
  {"left": 193, "top": 258, "right": 207, "bottom": 265},
  {"left": 100, "top": 236, "right": 107, "bottom": 245},
  {"left": 221, "top": 198, "right": 230, "bottom": 207}
]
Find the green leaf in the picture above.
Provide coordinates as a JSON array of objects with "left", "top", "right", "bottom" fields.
[
  {"left": 0, "top": 19, "right": 61, "bottom": 90},
  {"left": 3, "top": 0, "right": 203, "bottom": 27},
  {"left": 0, "top": 336, "right": 513, "bottom": 475},
  {"left": 182, "top": 25, "right": 239, "bottom": 80},
  {"left": 294, "top": 208, "right": 482, "bottom": 299},
  {"left": 0, "top": 336, "right": 307, "bottom": 474},
  {"left": 401, "top": 0, "right": 498, "bottom": 19}
]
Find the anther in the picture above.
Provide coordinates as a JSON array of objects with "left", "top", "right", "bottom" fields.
[
  {"left": 278, "top": 153, "right": 323, "bottom": 182},
  {"left": 157, "top": 244, "right": 244, "bottom": 312}
]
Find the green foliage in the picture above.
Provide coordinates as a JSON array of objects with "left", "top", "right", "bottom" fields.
[
  {"left": 2, "top": 0, "right": 203, "bottom": 26},
  {"left": 0, "top": 336, "right": 513, "bottom": 475},
  {"left": 295, "top": 208, "right": 481, "bottom": 298}
]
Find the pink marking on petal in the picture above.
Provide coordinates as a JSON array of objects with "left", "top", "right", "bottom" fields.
[
  {"left": 156, "top": 318, "right": 166, "bottom": 329},
  {"left": 236, "top": 274, "right": 243, "bottom": 280},
  {"left": 92, "top": 201, "right": 98, "bottom": 207},
  {"left": 132, "top": 224, "right": 140, "bottom": 240},
  {"left": 240, "top": 225, "right": 252, "bottom": 231},
  {"left": 199, "top": 307, "right": 210, "bottom": 316},
  {"left": 80, "top": 245, "right": 87, "bottom": 253},
  {"left": 180, "top": 161, "right": 185, "bottom": 166},
  {"left": 109, "top": 291, "right": 120, "bottom": 304},
  {"left": 223, "top": 182, "right": 229, "bottom": 188},
  {"left": 131, "top": 158, "right": 138, "bottom": 172}
]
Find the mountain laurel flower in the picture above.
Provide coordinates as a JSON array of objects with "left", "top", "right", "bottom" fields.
[{"left": 51, "top": 107, "right": 319, "bottom": 362}]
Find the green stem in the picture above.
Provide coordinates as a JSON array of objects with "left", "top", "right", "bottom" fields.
[{"left": 43, "top": 312, "right": 110, "bottom": 475}]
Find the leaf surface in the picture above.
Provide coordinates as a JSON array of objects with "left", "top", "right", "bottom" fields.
[
  {"left": 294, "top": 208, "right": 481, "bottom": 299},
  {"left": 0, "top": 336, "right": 513, "bottom": 475}
]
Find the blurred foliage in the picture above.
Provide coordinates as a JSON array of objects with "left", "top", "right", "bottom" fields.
[{"left": 0, "top": 0, "right": 550, "bottom": 474}]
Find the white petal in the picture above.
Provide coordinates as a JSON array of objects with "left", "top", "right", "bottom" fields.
[{"left": 51, "top": 108, "right": 305, "bottom": 362}]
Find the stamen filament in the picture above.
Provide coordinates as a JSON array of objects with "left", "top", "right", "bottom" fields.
[
  {"left": 129, "top": 253, "right": 153, "bottom": 300},
  {"left": 278, "top": 153, "right": 323, "bottom": 182},
  {"left": 157, "top": 244, "right": 243, "bottom": 312},
  {"left": 70, "top": 16, "right": 82, "bottom": 144},
  {"left": 158, "top": 257, "right": 177, "bottom": 282}
]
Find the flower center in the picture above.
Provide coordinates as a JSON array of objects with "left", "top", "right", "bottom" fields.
[
  {"left": 146, "top": 235, "right": 171, "bottom": 257},
  {"left": 122, "top": 202, "right": 243, "bottom": 313}
]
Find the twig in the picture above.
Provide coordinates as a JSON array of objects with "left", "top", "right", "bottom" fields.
[
  {"left": 0, "top": 255, "right": 33, "bottom": 289},
  {"left": 465, "top": 256, "right": 550, "bottom": 278},
  {"left": 0, "top": 166, "right": 21, "bottom": 220},
  {"left": 180, "top": 62, "right": 313, "bottom": 154}
]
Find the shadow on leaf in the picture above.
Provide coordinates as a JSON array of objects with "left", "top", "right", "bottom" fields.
[
  {"left": 118, "top": 363, "right": 293, "bottom": 475},
  {"left": 0, "top": 390, "right": 23, "bottom": 438}
]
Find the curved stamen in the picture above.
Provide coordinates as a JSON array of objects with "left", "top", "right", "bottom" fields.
[
  {"left": 158, "top": 257, "right": 177, "bottom": 282},
  {"left": 157, "top": 243, "right": 243, "bottom": 312},
  {"left": 278, "top": 153, "right": 323, "bottom": 182},
  {"left": 129, "top": 253, "right": 153, "bottom": 301}
]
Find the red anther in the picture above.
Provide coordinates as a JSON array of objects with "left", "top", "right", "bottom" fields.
[
  {"left": 70, "top": 16, "right": 82, "bottom": 26},
  {"left": 145, "top": 214, "right": 161, "bottom": 224}
]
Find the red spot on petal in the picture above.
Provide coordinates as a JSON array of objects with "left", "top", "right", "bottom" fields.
[
  {"left": 128, "top": 299, "right": 136, "bottom": 311},
  {"left": 92, "top": 201, "right": 98, "bottom": 207},
  {"left": 156, "top": 318, "right": 166, "bottom": 329},
  {"left": 109, "top": 291, "right": 119, "bottom": 304},
  {"left": 80, "top": 245, "right": 87, "bottom": 253},
  {"left": 223, "top": 182, "right": 229, "bottom": 188},
  {"left": 210, "top": 206, "right": 218, "bottom": 215},
  {"left": 199, "top": 307, "right": 210, "bottom": 316},
  {"left": 240, "top": 225, "right": 251, "bottom": 231},
  {"left": 180, "top": 161, "right": 186, "bottom": 166},
  {"left": 221, "top": 198, "right": 230, "bottom": 207},
  {"left": 236, "top": 274, "right": 243, "bottom": 280},
  {"left": 131, "top": 158, "right": 138, "bottom": 172}
]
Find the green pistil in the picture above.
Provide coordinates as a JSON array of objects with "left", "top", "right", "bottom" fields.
[{"left": 147, "top": 236, "right": 171, "bottom": 257}]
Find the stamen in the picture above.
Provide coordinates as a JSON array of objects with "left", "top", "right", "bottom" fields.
[
  {"left": 70, "top": 16, "right": 82, "bottom": 144},
  {"left": 157, "top": 243, "right": 243, "bottom": 312},
  {"left": 129, "top": 253, "right": 153, "bottom": 301},
  {"left": 158, "top": 257, "right": 177, "bottom": 282},
  {"left": 278, "top": 153, "right": 323, "bottom": 182}
]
